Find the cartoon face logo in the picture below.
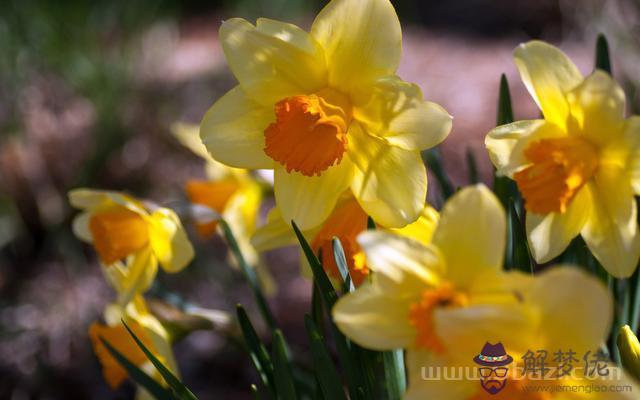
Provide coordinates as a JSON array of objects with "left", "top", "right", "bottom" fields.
[{"left": 473, "top": 342, "right": 513, "bottom": 395}]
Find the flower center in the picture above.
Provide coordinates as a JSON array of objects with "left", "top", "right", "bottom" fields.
[
  {"left": 264, "top": 88, "right": 352, "bottom": 177},
  {"left": 514, "top": 137, "right": 598, "bottom": 214},
  {"left": 185, "top": 179, "right": 240, "bottom": 237},
  {"left": 311, "top": 197, "right": 369, "bottom": 285},
  {"left": 89, "top": 207, "right": 150, "bottom": 264},
  {"left": 409, "top": 283, "right": 468, "bottom": 353}
]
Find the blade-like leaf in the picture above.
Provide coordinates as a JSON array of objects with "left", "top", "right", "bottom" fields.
[
  {"left": 237, "top": 305, "right": 275, "bottom": 396},
  {"left": 122, "top": 320, "right": 198, "bottom": 400},
  {"left": 367, "top": 216, "right": 376, "bottom": 230},
  {"left": 465, "top": 148, "right": 479, "bottom": 184},
  {"left": 304, "top": 315, "right": 348, "bottom": 400},
  {"left": 496, "top": 73, "right": 514, "bottom": 125},
  {"left": 332, "top": 237, "right": 355, "bottom": 293},
  {"left": 382, "top": 350, "right": 406, "bottom": 400},
  {"left": 219, "top": 219, "right": 277, "bottom": 330},
  {"left": 272, "top": 330, "right": 297, "bottom": 400},
  {"left": 505, "top": 199, "right": 533, "bottom": 273},
  {"left": 423, "top": 148, "right": 454, "bottom": 201},
  {"left": 595, "top": 33, "right": 612, "bottom": 74},
  {"left": 100, "top": 337, "right": 176, "bottom": 400}
]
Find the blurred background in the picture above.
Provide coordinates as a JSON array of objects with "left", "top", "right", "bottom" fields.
[{"left": 1, "top": 0, "right": 639, "bottom": 398}]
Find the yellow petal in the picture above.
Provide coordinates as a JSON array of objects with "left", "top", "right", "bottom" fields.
[
  {"left": 525, "top": 184, "right": 592, "bottom": 263},
  {"left": 357, "top": 231, "right": 443, "bottom": 297},
  {"left": 581, "top": 166, "right": 640, "bottom": 278},
  {"left": 332, "top": 282, "right": 415, "bottom": 351},
  {"left": 626, "top": 117, "right": 640, "bottom": 195},
  {"left": 388, "top": 205, "right": 439, "bottom": 246},
  {"left": 431, "top": 185, "right": 505, "bottom": 288},
  {"left": 251, "top": 207, "right": 298, "bottom": 252},
  {"left": 354, "top": 76, "right": 452, "bottom": 150},
  {"left": 349, "top": 123, "right": 426, "bottom": 228},
  {"left": 68, "top": 188, "right": 146, "bottom": 215},
  {"left": 112, "top": 248, "right": 158, "bottom": 306},
  {"left": 566, "top": 70, "right": 626, "bottom": 146},
  {"left": 148, "top": 208, "right": 194, "bottom": 273},
  {"left": 220, "top": 18, "right": 326, "bottom": 106},
  {"left": 200, "top": 86, "right": 275, "bottom": 169},
  {"left": 274, "top": 158, "right": 353, "bottom": 231},
  {"left": 527, "top": 266, "right": 612, "bottom": 355},
  {"left": 404, "top": 350, "right": 477, "bottom": 400},
  {"left": 72, "top": 211, "right": 94, "bottom": 243},
  {"left": 485, "top": 119, "right": 565, "bottom": 177},
  {"left": 514, "top": 40, "right": 582, "bottom": 130},
  {"left": 310, "top": 0, "right": 401, "bottom": 96},
  {"left": 171, "top": 122, "right": 214, "bottom": 162}
]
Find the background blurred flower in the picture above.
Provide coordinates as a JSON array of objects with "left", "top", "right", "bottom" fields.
[
  {"left": 69, "top": 189, "right": 194, "bottom": 305},
  {"left": 486, "top": 40, "right": 640, "bottom": 277}
]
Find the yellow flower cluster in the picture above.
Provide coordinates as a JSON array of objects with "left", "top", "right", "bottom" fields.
[{"left": 66, "top": 0, "right": 640, "bottom": 397}]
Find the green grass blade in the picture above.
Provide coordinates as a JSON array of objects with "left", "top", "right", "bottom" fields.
[
  {"left": 304, "top": 315, "right": 348, "bottom": 400},
  {"left": 367, "top": 216, "right": 376, "bottom": 230},
  {"left": 595, "top": 33, "right": 612, "bottom": 74},
  {"left": 382, "top": 350, "right": 405, "bottom": 400},
  {"left": 292, "top": 221, "right": 338, "bottom": 307},
  {"left": 465, "top": 148, "right": 479, "bottom": 184},
  {"left": 100, "top": 337, "right": 176, "bottom": 400},
  {"left": 220, "top": 219, "right": 277, "bottom": 330},
  {"left": 497, "top": 74, "right": 514, "bottom": 125},
  {"left": 121, "top": 320, "right": 198, "bottom": 400},
  {"left": 271, "top": 330, "right": 297, "bottom": 400},
  {"left": 505, "top": 199, "right": 533, "bottom": 273},
  {"left": 423, "top": 148, "right": 454, "bottom": 201},
  {"left": 332, "top": 237, "right": 355, "bottom": 292},
  {"left": 236, "top": 305, "right": 276, "bottom": 396}
]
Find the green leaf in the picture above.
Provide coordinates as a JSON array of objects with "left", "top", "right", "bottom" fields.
[
  {"left": 99, "top": 337, "right": 176, "bottom": 400},
  {"left": 332, "top": 237, "right": 355, "bottom": 292},
  {"left": 496, "top": 74, "right": 514, "bottom": 125},
  {"left": 219, "top": 219, "right": 277, "bottom": 330},
  {"left": 304, "top": 315, "right": 348, "bottom": 400},
  {"left": 121, "top": 320, "right": 198, "bottom": 400},
  {"left": 271, "top": 330, "right": 297, "bottom": 400},
  {"left": 236, "top": 305, "right": 276, "bottom": 397},
  {"left": 367, "top": 216, "right": 376, "bottom": 230},
  {"left": 505, "top": 199, "right": 533, "bottom": 273},
  {"left": 423, "top": 147, "right": 454, "bottom": 202},
  {"left": 465, "top": 148, "right": 479, "bottom": 184},
  {"left": 595, "top": 33, "right": 612, "bottom": 74},
  {"left": 292, "top": 221, "right": 338, "bottom": 307},
  {"left": 382, "top": 350, "right": 405, "bottom": 400}
]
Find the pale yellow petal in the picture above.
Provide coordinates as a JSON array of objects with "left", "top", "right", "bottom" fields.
[
  {"left": 354, "top": 76, "right": 452, "bottom": 150},
  {"left": 114, "top": 248, "right": 158, "bottom": 305},
  {"left": 68, "top": 188, "right": 147, "bottom": 215},
  {"left": 404, "top": 350, "right": 477, "bottom": 400},
  {"left": 148, "top": 208, "right": 194, "bottom": 273},
  {"left": 220, "top": 18, "right": 326, "bottom": 106},
  {"left": 388, "top": 205, "right": 439, "bottom": 246},
  {"left": 625, "top": 117, "right": 640, "bottom": 194},
  {"left": 72, "top": 212, "right": 94, "bottom": 243},
  {"left": 581, "top": 166, "right": 640, "bottom": 278},
  {"left": 332, "top": 282, "right": 414, "bottom": 351},
  {"left": 431, "top": 185, "right": 506, "bottom": 288},
  {"left": 514, "top": 41, "right": 582, "bottom": 130},
  {"left": 171, "top": 122, "right": 214, "bottom": 162},
  {"left": 357, "top": 231, "right": 443, "bottom": 297},
  {"left": 485, "top": 119, "right": 566, "bottom": 177},
  {"left": 527, "top": 267, "right": 612, "bottom": 354},
  {"left": 310, "top": 0, "right": 401, "bottom": 95},
  {"left": 566, "top": 70, "right": 626, "bottom": 146},
  {"left": 251, "top": 207, "right": 298, "bottom": 252},
  {"left": 274, "top": 158, "right": 353, "bottom": 231},
  {"left": 200, "top": 86, "right": 275, "bottom": 169},
  {"left": 526, "top": 185, "right": 592, "bottom": 263},
  {"left": 349, "top": 123, "right": 426, "bottom": 228}
]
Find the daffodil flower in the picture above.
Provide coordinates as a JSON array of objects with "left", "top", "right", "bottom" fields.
[
  {"left": 405, "top": 268, "right": 638, "bottom": 399},
  {"left": 200, "top": 0, "right": 452, "bottom": 231},
  {"left": 69, "top": 189, "right": 194, "bottom": 305},
  {"left": 486, "top": 40, "right": 640, "bottom": 277},
  {"left": 173, "top": 123, "right": 276, "bottom": 293},
  {"left": 251, "top": 193, "right": 439, "bottom": 286},
  {"left": 89, "top": 296, "right": 179, "bottom": 398}
]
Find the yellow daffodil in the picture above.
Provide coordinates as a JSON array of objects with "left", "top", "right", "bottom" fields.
[
  {"left": 405, "top": 268, "right": 638, "bottom": 399},
  {"left": 251, "top": 192, "right": 438, "bottom": 286},
  {"left": 69, "top": 189, "right": 194, "bottom": 304},
  {"left": 172, "top": 123, "right": 276, "bottom": 293},
  {"left": 89, "top": 296, "right": 179, "bottom": 399},
  {"left": 200, "top": 0, "right": 452, "bottom": 231},
  {"left": 485, "top": 40, "right": 640, "bottom": 277}
]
